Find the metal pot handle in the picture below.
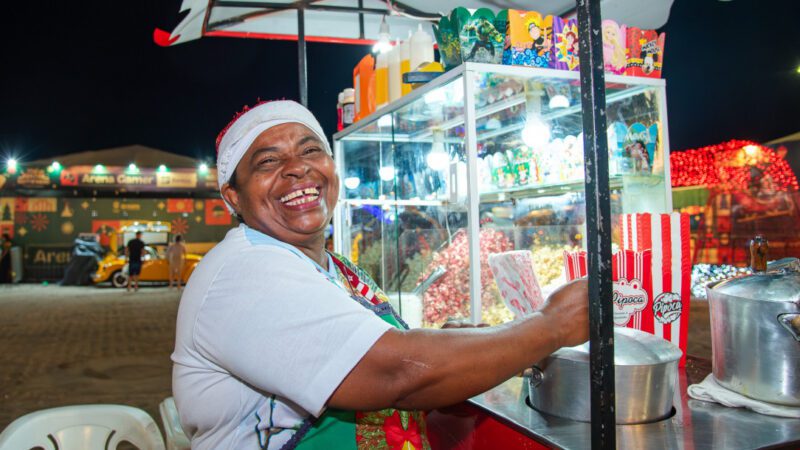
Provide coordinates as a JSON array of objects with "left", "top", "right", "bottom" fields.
[
  {"left": 778, "top": 314, "right": 800, "bottom": 341},
  {"left": 530, "top": 366, "right": 545, "bottom": 388}
]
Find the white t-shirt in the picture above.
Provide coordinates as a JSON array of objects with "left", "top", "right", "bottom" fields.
[{"left": 172, "top": 224, "right": 393, "bottom": 450}]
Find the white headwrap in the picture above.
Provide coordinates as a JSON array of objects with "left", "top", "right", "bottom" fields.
[{"left": 216, "top": 100, "right": 332, "bottom": 213}]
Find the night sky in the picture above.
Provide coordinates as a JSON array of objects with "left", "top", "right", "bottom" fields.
[{"left": 1, "top": 0, "right": 798, "bottom": 164}]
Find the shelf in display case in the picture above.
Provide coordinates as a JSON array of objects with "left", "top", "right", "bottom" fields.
[
  {"left": 480, "top": 177, "right": 624, "bottom": 203},
  {"left": 334, "top": 62, "right": 666, "bottom": 145}
]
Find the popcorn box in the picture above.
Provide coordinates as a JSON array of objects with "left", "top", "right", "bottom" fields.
[
  {"left": 563, "top": 249, "right": 654, "bottom": 331},
  {"left": 620, "top": 212, "right": 691, "bottom": 366},
  {"left": 503, "top": 10, "right": 554, "bottom": 68},
  {"left": 488, "top": 250, "right": 546, "bottom": 319},
  {"left": 458, "top": 8, "right": 508, "bottom": 65},
  {"left": 552, "top": 16, "right": 579, "bottom": 71},
  {"left": 625, "top": 27, "right": 665, "bottom": 78},
  {"left": 602, "top": 19, "right": 627, "bottom": 75}
]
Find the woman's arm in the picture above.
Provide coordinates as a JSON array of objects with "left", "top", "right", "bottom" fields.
[{"left": 328, "top": 278, "right": 588, "bottom": 411}]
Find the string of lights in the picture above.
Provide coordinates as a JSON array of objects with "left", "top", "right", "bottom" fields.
[{"left": 670, "top": 139, "right": 799, "bottom": 192}]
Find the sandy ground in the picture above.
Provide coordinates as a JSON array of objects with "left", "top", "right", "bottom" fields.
[
  {"left": 0, "top": 284, "right": 180, "bottom": 430},
  {"left": 0, "top": 283, "right": 713, "bottom": 432}
]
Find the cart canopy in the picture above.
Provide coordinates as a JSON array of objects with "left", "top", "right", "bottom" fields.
[{"left": 155, "top": 0, "right": 674, "bottom": 47}]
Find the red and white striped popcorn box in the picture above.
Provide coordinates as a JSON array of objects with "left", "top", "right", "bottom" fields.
[
  {"left": 620, "top": 212, "right": 692, "bottom": 366},
  {"left": 564, "top": 250, "right": 653, "bottom": 333}
]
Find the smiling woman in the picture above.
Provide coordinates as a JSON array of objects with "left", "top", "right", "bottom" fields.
[{"left": 171, "top": 100, "right": 590, "bottom": 450}]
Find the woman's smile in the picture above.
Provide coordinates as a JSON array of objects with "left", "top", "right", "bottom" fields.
[{"left": 279, "top": 183, "right": 322, "bottom": 210}]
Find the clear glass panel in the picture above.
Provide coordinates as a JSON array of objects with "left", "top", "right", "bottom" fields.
[
  {"left": 471, "top": 69, "right": 668, "bottom": 325},
  {"left": 338, "top": 77, "right": 473, "bottom": 328}
]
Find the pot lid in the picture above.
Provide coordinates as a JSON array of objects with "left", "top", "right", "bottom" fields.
[
  {"left": 550, "top": 327, "right": 682, "bottom": 366},
  {"left": 709, "top": 258, "right": 800, "bottom": 303}
]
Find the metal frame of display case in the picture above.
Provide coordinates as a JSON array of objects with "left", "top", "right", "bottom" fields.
[{"left": 333, "top": 63, "right": 672, "bottom": 322}]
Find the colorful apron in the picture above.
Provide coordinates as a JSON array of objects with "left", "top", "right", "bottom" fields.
[{"left": 271, "top": 248, "right": 430, "bottom": 450}]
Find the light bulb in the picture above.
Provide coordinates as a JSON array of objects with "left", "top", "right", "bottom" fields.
[
  {"left": 548, "top": 95, "right": 569, "bottom": 109},
  {"left": 344, "top": 176, "right": 361, "bottom": 190},
  {"left": 379, "top": 166, "right": 395, "bottom": 181},
  {"left": 521, "top": 119, "right": 551, "bottom": 148},
  {"left": 426, "top": 147, "right": 449, "bottom": 171},
  {"left": 198, "top": 163, "right": 209, "bottom": 174}
]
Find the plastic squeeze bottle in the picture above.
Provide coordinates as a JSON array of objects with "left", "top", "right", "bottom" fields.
[
  {"left": 388, "top": 42, "right": 402, "bottom": 103},
  {"left": 342, "top": 88, "right": 355, "bottom": 128},
  {"left": 409, "top": 24, "right": 434, "bottom": 72},
  {"left": 374, "top": 50, "right": 389, "bottom": 109},
  {"left": 336, "top": 91, "right": 344, "bottom": 131},
  {"left": 353, "top": 53, "right": 375, "bottom": 121},
  {"left": 399, "top": 36, "right": 411, "bottom": 95}
]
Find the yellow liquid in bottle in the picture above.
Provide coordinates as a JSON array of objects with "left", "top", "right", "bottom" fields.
[
  {"left": 375, "top": 66, "right": 388, "bottom": 108},
  {"left": 400, "top": 59, "right": 411, "bottom": 95}
]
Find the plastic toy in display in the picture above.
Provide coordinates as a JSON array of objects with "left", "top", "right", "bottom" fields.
[
  {"left": 626, "top": 27, "right": 666, "bottom": 78},
  {"left": 553, "top": 17, "right": 579, "bottom": 71},
  {"left": 503, "top": 10, "right": 554, "bottom": 68},
  {"left": 602, "top": 19, "right": 627, "bottom": 75}
]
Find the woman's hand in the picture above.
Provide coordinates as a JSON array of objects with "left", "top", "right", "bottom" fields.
[{"left": 539, "top": 278, "right": 589, "bottom": 349}]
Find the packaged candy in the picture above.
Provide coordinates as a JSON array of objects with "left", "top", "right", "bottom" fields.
[{"left": 503, "top": 10, "right": 554, "bottom": 68}]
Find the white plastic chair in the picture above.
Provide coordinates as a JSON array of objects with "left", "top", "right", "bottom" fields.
[
  {"left": 0, "top": 404, "right": 166, "bottom": 450},
  {"left": 158, "top": 398, "right": 190, "bottom": 450}
]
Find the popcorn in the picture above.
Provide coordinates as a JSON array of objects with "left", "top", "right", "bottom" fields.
[{"left": 419, "top": 228, "right": 513, "bottom": 326}]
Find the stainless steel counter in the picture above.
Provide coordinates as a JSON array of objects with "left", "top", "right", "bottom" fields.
[{"left": 467, "top": 364, "right": 800, "bottom": 449}]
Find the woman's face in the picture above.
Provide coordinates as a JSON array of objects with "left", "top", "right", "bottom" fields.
[{"left": 222, "top": 123, "right": 339, "bottom": 246}]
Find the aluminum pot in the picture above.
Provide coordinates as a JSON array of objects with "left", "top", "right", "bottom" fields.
[
  {"left": 706, "top": 241, "right": 800, "bottom": 406},
  {"left": 528, "top": 327, "right": 682, "bottom": 424}
]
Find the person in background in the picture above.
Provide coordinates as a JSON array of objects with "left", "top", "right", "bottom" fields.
[
  {"left": 0, "top": 233, "right": 13, "bottom": 283},
  {"left": 125, "top": 231, "right": 145, "bottom": 292},
  {"left": 167, "top": 234, "right": 187, "bottom": 290}
]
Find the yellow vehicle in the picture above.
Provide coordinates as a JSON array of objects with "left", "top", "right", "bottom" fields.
[{"left": 92, "top": 222, "right": 202, "bottom": 288}]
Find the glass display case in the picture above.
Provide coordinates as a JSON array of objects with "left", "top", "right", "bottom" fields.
[{"left": 333, "top": 62, "right": 671, "bottom": 328}]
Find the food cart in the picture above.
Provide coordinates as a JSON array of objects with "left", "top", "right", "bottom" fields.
[{"left": 158, "top": 1, "right": 800, "bottom": 448}]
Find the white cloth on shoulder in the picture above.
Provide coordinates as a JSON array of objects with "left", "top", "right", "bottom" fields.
[{"left": 688, "top": 374, "right": 800, "bottom": 418}]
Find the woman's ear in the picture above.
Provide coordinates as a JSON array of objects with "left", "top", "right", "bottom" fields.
[{"left": 220, "top": 183, "right": 241, "bottom": 216}]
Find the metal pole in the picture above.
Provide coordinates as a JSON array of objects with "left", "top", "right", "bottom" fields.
[
  {"left": 358, "top": 0, "right": 365, "bottom": 39},
  {"left": 297, "top": 6, "right": 308, "bottom": 107},
  {"left": 575, "top": 0, "right": 615, "bottom": 448}
]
